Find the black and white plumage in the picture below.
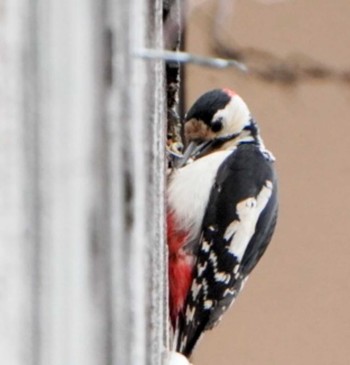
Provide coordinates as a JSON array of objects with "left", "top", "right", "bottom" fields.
[{"left": 167, "top": 88, "right": 278, "bottom": 358}]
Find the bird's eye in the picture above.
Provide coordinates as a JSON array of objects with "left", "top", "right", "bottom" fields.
[{"left": 211, "top": 119, "right": 223, "bottom": 132}]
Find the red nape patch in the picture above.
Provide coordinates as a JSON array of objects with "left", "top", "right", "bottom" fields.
[
  {"left": 222, "top": 88, "right": 237, "bottom": 97},
  {"left": 167, "top": 212, "right": 193, "bottom": 327}
]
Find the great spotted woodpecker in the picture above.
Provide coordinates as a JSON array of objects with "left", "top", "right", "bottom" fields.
[{"left": 167, "top": 88, "right": 278, "bottom": 358}]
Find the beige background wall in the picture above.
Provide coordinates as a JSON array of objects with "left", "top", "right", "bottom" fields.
[{"left": 185, "top": 1, "right": 350, "bottom": 364}]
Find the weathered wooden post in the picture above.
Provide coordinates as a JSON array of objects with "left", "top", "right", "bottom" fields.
[{"left": 0, "top": 0, "right": 167, "bottom": 364}]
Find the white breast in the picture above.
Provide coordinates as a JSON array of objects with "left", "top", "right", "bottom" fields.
[{"left": 167, "top": 151, "right": 232, "bottom": 240}]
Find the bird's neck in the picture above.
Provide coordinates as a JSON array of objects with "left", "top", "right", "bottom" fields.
[{"left": 214, "top": 129, "right": 263, "bottom": 152}]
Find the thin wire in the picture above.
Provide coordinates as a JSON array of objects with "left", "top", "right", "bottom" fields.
[{"left": 134, "top": 48, "right": 248, "bottom": 72}]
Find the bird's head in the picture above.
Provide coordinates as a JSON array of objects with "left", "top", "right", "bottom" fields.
[{"left": 179, "top": 88, "right": 259, "bottom": 165}]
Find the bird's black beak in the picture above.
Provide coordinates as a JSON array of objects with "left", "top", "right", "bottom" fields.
[{"left": 176, "top": 140, "right": 213, "bottom": 168}]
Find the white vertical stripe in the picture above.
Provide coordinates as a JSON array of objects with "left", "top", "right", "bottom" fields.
[{"left": 225, "top": 181, "right": 273, "bottom": 260}]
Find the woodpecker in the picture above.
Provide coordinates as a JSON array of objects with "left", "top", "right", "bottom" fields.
[{"left": 167, "top": 88, "right": 278, "bottom": 358}]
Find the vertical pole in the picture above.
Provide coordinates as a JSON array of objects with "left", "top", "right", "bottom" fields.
[
  {"left": 0, "top": 0, "right": 167, "bottom": 364},
  {"left": 109, "top": 0, "right": 166, "bottom": 363},
  {"left": 149, "top": 0, "right": 168, "bottom": 363}
]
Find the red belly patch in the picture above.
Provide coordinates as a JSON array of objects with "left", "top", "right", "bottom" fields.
[{"left": 167, "top": 212, "right": 194, "bottom": 327}]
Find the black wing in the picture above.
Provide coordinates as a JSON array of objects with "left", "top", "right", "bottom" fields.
[{"left": 176, "top": 144, "right": 278, "bottom": 357}]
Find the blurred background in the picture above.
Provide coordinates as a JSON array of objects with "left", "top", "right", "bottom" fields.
[
  {"left": 184, "top": 1, "right": 350, "bottom": 364},
  {"left": 2, "top": 0, "right": 350, "bottom": 364}
]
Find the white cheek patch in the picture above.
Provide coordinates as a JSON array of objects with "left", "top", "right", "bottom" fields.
[
  {"left": 212, "top": 95, "right": 251, "bottom": 136},
  {"left": 224, "top": 180, "right": 273, "bottom": 261}
]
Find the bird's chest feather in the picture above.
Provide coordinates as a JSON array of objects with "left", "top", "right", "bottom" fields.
[{"left": 167, "top": 151, "right": 232, "bottom": 240}]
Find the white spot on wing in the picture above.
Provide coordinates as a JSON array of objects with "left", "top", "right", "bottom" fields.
[
  {"left": 223, "top": 288, "right": 235, "bottom": 297},
  {"left": 197, "top": 261, "right": 208, "bottom": 276},
  {"left": 191, "top": 280, "right": 201, "bottom": 299},
  {"left": 202, "top": 279, "right": 209, "bottom": 294},
  {"left": 204, "top": 300, "right": 213, "bottom": 309},
  {"left": 225, "top": 180, "right": 273, "bottom": 261},
  {"left": 214, "top": 271, "right": 231, "bottom": 284},
  {"left": 223, "top": 220, "right": 240, "bottom": 241},
  {"left": 201, "top": 239, "right": 211, "bottom": 253},
  {"left": 262, "top": 149, "right": 275, "bottom": 162},
  {"left": 186, "top": 305, "right": 196, "bottom": 323},
  {"left": 265, "top": 180, "right": 273, "bottom": 189},
  {"left": 209, "top": 251, "right": 218, "bottom": 268}
]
